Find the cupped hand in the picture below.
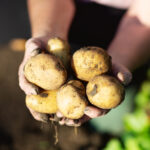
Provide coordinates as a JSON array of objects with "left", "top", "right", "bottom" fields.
[
  {"left": 18, "top": 38, "right": 42, "bottom": 95},
  {"left": 18, "top": 36, "right": 52, "bottom": 122},
  {"left": 19, "top": 38, "right": 132, "bottom": 125}
]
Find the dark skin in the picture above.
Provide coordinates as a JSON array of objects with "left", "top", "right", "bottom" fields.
[{"left": 19, "top": 0, "right": 150, "bottom": 126}]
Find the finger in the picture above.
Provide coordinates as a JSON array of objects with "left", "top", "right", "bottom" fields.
[
  {"left": 18, "top": 63, "right": 39, "bottom": 95},
  {"left": 49, "top": 114, "right": 55, "bottom": 121},
  {"left": 112, "top": 63, "right": 132, "bottom": 85},
  {"left": 19, "top": 77, "right": 39, "bottom": 95},
  {"left": 49, "top": 114, "right": 61, "bottom": 122},
  {"left": 65, "top": 119, "right": 78, "bottom": 126},
  {"left": 56, "top": 111, "right": 63, "bottom": 118},
  {"left": 84, "top": 106, "right": 110, "bottom": 118},
  {"left": 28, "top": 108, "right": 49, "bottom": 123},
  {"left": 59, "top": 117, "right": 66, "bottom": 125},
  {"left": 65, "top": 115, "right": 90, "bottom": 127},
  {"left": 78, "top": 115, "right": 90, "bottom": 124},
  {"left": 24, "top": 38, "right": 42, "bottom": 62},
  {"left": 25, "top": 38, "right": 42, "bottom": 54}
]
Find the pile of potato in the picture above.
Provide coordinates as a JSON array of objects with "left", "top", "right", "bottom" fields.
[{"left": 25, "top": 37, "right": 125, "bottom": 122}]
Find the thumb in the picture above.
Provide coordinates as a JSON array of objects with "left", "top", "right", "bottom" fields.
[
  {"left": 112, "top": 62, "right": 132, "bottom": 85},
  {"left": 24, "top": 38, "right": 42, "bottom": 60}
]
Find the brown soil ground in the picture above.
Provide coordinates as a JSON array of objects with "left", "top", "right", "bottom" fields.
[{"left": 0, "top": 45, "right": 112, "bottom": 150}]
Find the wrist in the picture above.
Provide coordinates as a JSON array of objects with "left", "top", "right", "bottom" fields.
[{"left": 107, "top": 14, "right": 150, "bottom": 72}]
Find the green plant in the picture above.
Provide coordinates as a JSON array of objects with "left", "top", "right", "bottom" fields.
[{"left": 104, "top": 69, "right": 150, "bottom": 150}]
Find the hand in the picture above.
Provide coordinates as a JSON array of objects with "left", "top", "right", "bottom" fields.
[
  {"left": 18, "top": 38, "right": 41, "bottom": 95},
  {"left": 55, "top": 61, "right": 132, "bottom": 127},
  {"left": 18, "top": 36, "right": 52, "bottom": 122}
]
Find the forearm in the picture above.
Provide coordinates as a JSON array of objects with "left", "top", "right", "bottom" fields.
[
  {"left": 108, "top": 0, "right": 150, "bottom": 71},
  {"left": 27, "top": 0, "right": 75, "bottom": 40}
]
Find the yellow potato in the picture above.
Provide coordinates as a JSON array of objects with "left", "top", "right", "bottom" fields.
[
  {"left": 26, "top": 90, "right": 58, "bottom": 114},
  {"left": 72, "top": 47, "right": 111, "bottom": 81},
  {"left": 57, "top": 80, "right": 87, "bottom": 119},
  {"left": 86, "top": 75, "right": 124, "bottom": 109},
  {"left": 48, "top": 37, "right": 70, "bottom": 69},
  {"left": 9, "top": 38, "right": 26, "bottom": 51},
  {"left": 24, "top": 53, "right": 67, "bottom": 90}
]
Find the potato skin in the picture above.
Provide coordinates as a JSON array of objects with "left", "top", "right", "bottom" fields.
[
  {"left": 47, "top": 37, "right": 70, "bottom": 69},
  {"left": 86, "top": 75, "right": 125, "bottom": 109},
  {"left": 57, "top": 80, "right": 87, "bottom": 119},
  {"left": 26, "top": 90, "right": 58, "bottom": 114},
  {"left": 24, "top": 53, "right": 67, "bottom": 90},
  {"left": 67, "top": 80, "right": 85, "bottom": 95},
  {"left": 72, "top": 47, "right": 111, "bottom": 81}
]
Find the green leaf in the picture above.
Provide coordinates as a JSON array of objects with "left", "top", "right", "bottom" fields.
[
  {"left": 124, "top": 110, "right": 149, "bottom": 133},
  {"left": 137, "top": 134, "right": 150, "bottom": 150},
  {"left": 141, "top": 81, "right": 150, "bottom": 96},
  {"left": 135, "top": 92, "right": 149, "bottom": 108},
  {"left": 124, "top": 137, "right": 140, "bottom": 150},
  {"left": 103, "top": 139, "right": 123, "bottom": 150}
]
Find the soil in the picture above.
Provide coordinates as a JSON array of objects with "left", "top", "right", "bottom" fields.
[{"left": 0, "top": 45, "right": 112, "bottom": 150}]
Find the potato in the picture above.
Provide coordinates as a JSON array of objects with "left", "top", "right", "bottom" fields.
[
  {"left": 57, "top": 80, "right": 87, "bottom": 119},
  {"left": 9, "top": 38, "right": 26, "bottom": 51},
  {"left": 86, "top": 75, "right": 125, "bottom": 109},
  {"left": 24, "top": 53, "right": 67, "bottom": 90},
  {"left": 72, "top": 46, "right": 111, "bottom": 81},
  {"left": 26, "top": 90, "right": 58, "bottom": 114},
  {"left": 48, "top": 37, "right": 70, "bottom": 69}
]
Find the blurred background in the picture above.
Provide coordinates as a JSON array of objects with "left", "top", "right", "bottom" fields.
[{"left": 0, "top": 0, "right": 150, "bottom": 150}]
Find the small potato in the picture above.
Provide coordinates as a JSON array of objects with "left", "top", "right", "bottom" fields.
[
  {"left": 72, "top": 47, "right": 111, "bottom": 81},
  {"left": 48, "top": 37, "right": 70, "bottom": 69},
  {"left": 86, "top": 75, "right": 125, "bottom": 109},
  {"left": 57, "top": 80, "right": 87, "bottom": 119},
  {"left": 9, "top": 38, "right": 26, "bottom": 51},
  {"left": 26, "top": 90, "right": 58, "bottom": 114},
  {"left": 24, "top": 53, "right": 67, "bottom": 90}
]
